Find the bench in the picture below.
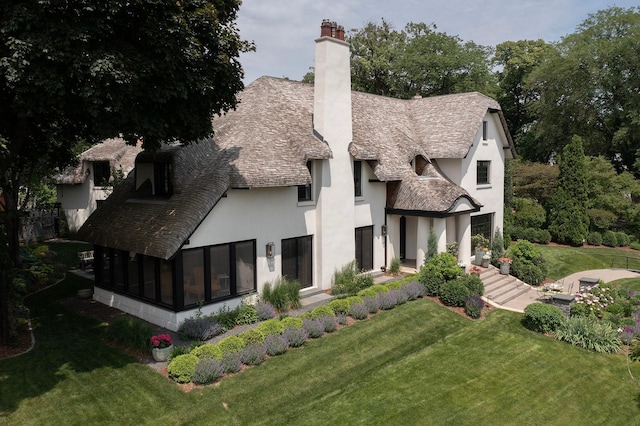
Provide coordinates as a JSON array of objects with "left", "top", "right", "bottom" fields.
[{"left": 78, "top": 250, "right": 94, "bottom": 269}]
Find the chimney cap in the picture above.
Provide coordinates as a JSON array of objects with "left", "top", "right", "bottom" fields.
[{"left": 320, "top": 19, "right": 345, "bottom": 41}]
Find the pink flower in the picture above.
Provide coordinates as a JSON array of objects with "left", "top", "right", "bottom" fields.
[{"left": 150, "top": 334, "right": 172, "bottom": 349}]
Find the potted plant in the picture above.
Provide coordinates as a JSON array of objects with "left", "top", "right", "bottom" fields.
[
  {"left": 150, "top": 333, "right": 173, "bottom": 362},
  {"left": 498, "top": 257, "right": 512, "bottom": 275},
  {"left": 481, "top": 251, "right": 491, "bottom": 268},
  {"left": 471, "top": 234, "right": 490, "bottom": 265},
  {"left": 469, "top": 266, "right": 483, "bottom": 275}
]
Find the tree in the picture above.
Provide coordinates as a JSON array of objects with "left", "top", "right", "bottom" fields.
[
  {"left": 425, "top": 229, "right": 438, "bottom": 264},
  {"left": 511, "top": 160, "right": 559, "bottom": 208},
  {"left": 548, "top": 136, "right": 589, "bottom": 245},
  {"left": 528, "top": 6, "right": 640, "bottom": 173},
  {"left": 347, "top": 20, "right": 493, "bottom": 99},
  {"left": 492, "top": 40, "right": 556, "bottom": 160},
  {"left": 0, "top": 0, "right": 252, "bottom": 344}
]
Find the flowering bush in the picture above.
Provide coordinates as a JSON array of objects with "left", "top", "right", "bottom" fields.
[
  {"left": 469, "top": 266, "right": 482, "bottom": 275},
  {"left": 573, "top": 284, "right": 616, "bottom": 318},
  {"left": 150, "top": 333, "right": 173, "bottom": 349},
  {"left": 498, "top": 257, "right": 512, "bottom": 265}
]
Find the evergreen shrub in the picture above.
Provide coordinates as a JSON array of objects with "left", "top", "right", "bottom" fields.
[
  {"left": 523, "top": 303, "right": 565, "bottom": 334},
  {"left": 167, "top": 354, "right": 199, "bottom": 383},
  {"left": 586, "top": 231, "right": 602, "bottom": 246},
  {"left": 191, "top": 343, "right": 223, "bottom": 360},
  {"left": 257, "top": 319, "right": 285, "bottom": 336},
  {"left": 602, "top": 230, "right": 618, "bottom": 247},
  {"left": 439, "top": 279, "right": 470, "bottom": 307}
]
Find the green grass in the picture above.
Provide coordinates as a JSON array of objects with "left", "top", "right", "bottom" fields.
[
  {"left": 609, "top": 278, "right": 640, "bottom": 292},
  {"left": 2, "top": 273, "right": 640, "bottom": 424},
  {"left": 537, "top": 245, "right": 640, "bottom": 280}
]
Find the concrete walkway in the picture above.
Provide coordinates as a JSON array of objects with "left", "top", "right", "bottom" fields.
[{"left": 480, "top": 266, "right": 640, "bottom": 313}]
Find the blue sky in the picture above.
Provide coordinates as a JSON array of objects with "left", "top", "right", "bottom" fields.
[{"left": 236, "top": 0, "right": 638, "bottom": 84}]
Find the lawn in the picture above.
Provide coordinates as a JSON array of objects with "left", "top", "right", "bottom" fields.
[
  {"left": 537, "top": 245, "right": 640, "bottom": 280},
  {"left": 2, "top": 271, "right": 640, "bottom": 424}
]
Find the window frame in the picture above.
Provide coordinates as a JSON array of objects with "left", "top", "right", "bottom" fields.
[
  {"left": 476, "top": 160, "right": 491, "bottom": 185},
  {"left": 355, "top": 226, "right": 374, "bottom": 271},
  {"left": 282, "top": 235, "right": 313, "bottom": 289},
  {"left": 354, "top": 160, "right": 362, "bottom": 197},
  {"left": 297, "top": 161, "right": 313, "bottom": 202},
  {"left": 482, "top": 120, "right": 488, "bottom": 141}
]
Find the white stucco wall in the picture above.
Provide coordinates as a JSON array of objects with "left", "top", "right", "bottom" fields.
[{"left": 354, "top": 161, "right": 387, "bottom": 271}]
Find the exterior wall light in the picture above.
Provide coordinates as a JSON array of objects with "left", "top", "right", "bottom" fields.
[{"left": 266, "top": 242, "right": 275, "bottom": 258}]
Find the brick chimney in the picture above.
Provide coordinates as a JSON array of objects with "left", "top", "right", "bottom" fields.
[{"left": 313, "top": 19, "right": 355, "bottom": 290}]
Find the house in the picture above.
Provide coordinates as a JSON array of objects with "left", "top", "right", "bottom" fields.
[
  {"left": 77, "top": 20, "right": 515, "bottom": 331},
  {"left": 55, "top": 138, "right": 142, "bottom": 232}
]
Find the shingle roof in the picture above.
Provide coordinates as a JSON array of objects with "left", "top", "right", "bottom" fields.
[
  {"left": 78, "top": 77, "right": 510, "bottom": 259},
  {"left": 54, "top": 138, "right": 142, "bottom": 185}
]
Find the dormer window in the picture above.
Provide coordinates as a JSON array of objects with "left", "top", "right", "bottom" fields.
[
  {"left": 154, "top": 161, "right": 173, "bottom": 196},
  {"left": 93, "top": 161, "right": 111, "bottom": 186}
]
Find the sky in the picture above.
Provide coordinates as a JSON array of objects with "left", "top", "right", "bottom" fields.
[{"left": 236, "top": 0, "right": 638, "bottom": 84}]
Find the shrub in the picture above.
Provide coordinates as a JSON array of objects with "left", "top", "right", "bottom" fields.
[
  {"left": 214, "top": 305, "right": 239, "bottom": 331},
  {"left": 167, "top": 354, "right": 199, "bottom": 383},
  {"left": 507, "top": 240, "right": 547, "bottom": 285},
  {"left": 328, "top": 299, "right": 351, "bottom": 315},
  {"left": 418, "top": 252, "right": 462, "bottom": 296},
  {"left": 391, "top": 288, "right": 408, "bottom": 305},
  {"left": 439, "top": 279, "right": 470, "bottom": 307},
  {"left": 631, "top": 242, "right": 640, "bottom": 251},
  {"left": 239, "top": 328, "right": 265, "bottom": 346},
  {"left": 523, "top": 303, "right": 566, "bottom": 334},
  {"left": 363, "top": 296, "right": 379, "bottom": 314},
  {"left": 402, "top": 281, "right": 425, "bottom": 300},
  {"left": 616, "top": 232, "right": 630, "bottom": 247},
  {"left": 385, "top": 281, "right": 403, "bottom": 290},
  {"left": 105, "top": 315, "right": 153, "bottom": 351},
  {"left": 178, "top": 316, "right": 223, "bottom": 341},
  {"left": 235, "top": 303, "right": 259, "bottom": 326},
  {"left": 510, "top": 225, "right": 524, "bottom": 241},
  {"left": 303, "top": 318, "right": 324, "bottom": 338},
  {"left": 345, "top": 295, "right": 364, "bottom": 307},
  {"left": 389, "top": 257, "right": 402, "bottom": 275},
  {"left": 279, "top": 316, "right": 304, "bottom": 330},
  {"left": 490, "top": 228, "right": 505, "bottom": 266},
  {"left": 555, "top": 316, "right": 622, "bottom": 353},
  {"left": 303, "top": 305, "right": 335, "bottom": 319},
  {"left": 332, "top": 260, "right": 373, "bottom": 295},
  {"left": 458, "top": 274, "right": 484, "bottom": 297},
  {"left": 322, "top": 316, "right": 338, "bottom": 332},
  {"left": 169, "top": 345, "right": 191, "bottom": 361},
  {"left": 255, "top": 319, "right": 284, "bottom": 337},
  {"left": 192, "top": 358, "right": 225, "bottom": 385},
  {"left": 255, "top": 300, "right": 276, "bottom": 321},
  {"left": 283, "top": 327, "right": 308, "bottom": 347},
  {"left": 264, "top": 334, "right": 288, "bottom": 356},
  {"left": 471, "top": 234, "right": 490, "bottom": 251},
  {"left": 537, "top": 229, "right": 552, "bottom": 245},
  {"left": 357, "top": 288, "right": 378, "bottom": 298},
  {"left": 464, "top": 296, "right": 484, "bottom": 319},
  {"left": 221, "top": 351, "right": 242, "bottom": 374},
  {"left": 602, "top": 230, "right": 618, "bottom": 247},
  {"left": 191, "top": 343, "right": 223, "bottom": 360},
  {"left": 369, "top": 284, "right": 389, "bottom": 294},
  {"left": 241, "top": 343, "right": 266, "bottom": 366},
  {"left": 446, "top": 242, "right": 459, "bottom": 258},
  {"left": 261, "top": 277, "right": 301, "bottom": 311},
  {"left": 573, "top": 284, "right": 616, "bottom": 318},
  {"left": 377, "top": 291, "right": 397, "bottom": 310},
  {"left": 522, "top": 227, "right": 538, "bottom": 243},
  {"left": 217, "top": 336, "right": 246, "bottom": 355},
  {"left": 349, "top": 303, "right": 369, "bottom": 320},
  {"left": 586, "top": 231, "right": 602, "bottom": 246},
  {"left": 513, "top": 198, "right": 546, "bottom": 229},
  {"left": 336, "top": 313, "right": 348, "bottom": 325}
]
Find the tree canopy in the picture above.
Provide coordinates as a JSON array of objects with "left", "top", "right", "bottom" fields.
[
  {"left": 0, "top": 0, "right": 252, "bottom": 344},
  {"left": 348, "top": 20, "right": 494, "bottom": 99}
]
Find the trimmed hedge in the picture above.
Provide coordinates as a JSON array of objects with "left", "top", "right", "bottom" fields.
[
  {"left": 523, "top": 303, "right": 565, "bottom": 334},
  {"left": 167, "top": 354, "right": 199, "bottom": 383}
]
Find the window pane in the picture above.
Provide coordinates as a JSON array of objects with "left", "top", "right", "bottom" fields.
[
  {"left": 210, "top": 245, "right": 231, "bottom": 299},
  {"left": 101, "top": 249, "right": 111, "bottom": 287},
  {"left": 282, "top": 238, "right": 297, "bottom": 282},
  {"left": 113, "top": 250, "right": 124, "bottom": 290},
  {"left": 297, "top": 161, "right": 312, "bottom": 201},
  {"left": 142, "top": 256, "right": 156, "bottom": 300},
  {"left": 355, "top": 226, "right": 373, "bottom": 271},
  {"left": 159, "top": 260, "right": 173, "bottom": 305},
  {"left": 298, "top": 236, "right": 313, "bottom": 288},
  {"left": 471, "top": 214, "right": 493, "bottom": 254},
  {"left": 477, "top": 161, "right": 490, "bottom": 184},
  {"left": 354, "top": 161, "right": 362, "bottom": 197},
  {"left": 183, "top": 248, "right": 205, "bottom": 306},
  {"left": 235, "top": 241, "right": 255, "bottom": 294},
  {"left": 128, "top": 253, "right": 140, "bottom": 296}
]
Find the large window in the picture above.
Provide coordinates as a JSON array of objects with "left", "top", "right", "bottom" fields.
[
  {"left": 355, "top": 226, "right": 374, "bottom": 271},
  {"left": 297, "top": 161, "right": 312, "bottom": 202},
  {"left": 94, "top": 240, "right": 255, "bottom": 311},
  {"left": 354, "top": 160, "right": 362, "bottom": 197},
  {"left": 471, "top": 214, "right": 493, "bottom": 247},
  {"left": 282, "top": 235, "right": 313, "bottom": 288},
  {"left": 476, "top": 160, "right": 490, "bottom": 185}
]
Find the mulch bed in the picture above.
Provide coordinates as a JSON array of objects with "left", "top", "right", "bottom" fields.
[{"left": 0, "top": 322, "right": 33, "bottom": 359}]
